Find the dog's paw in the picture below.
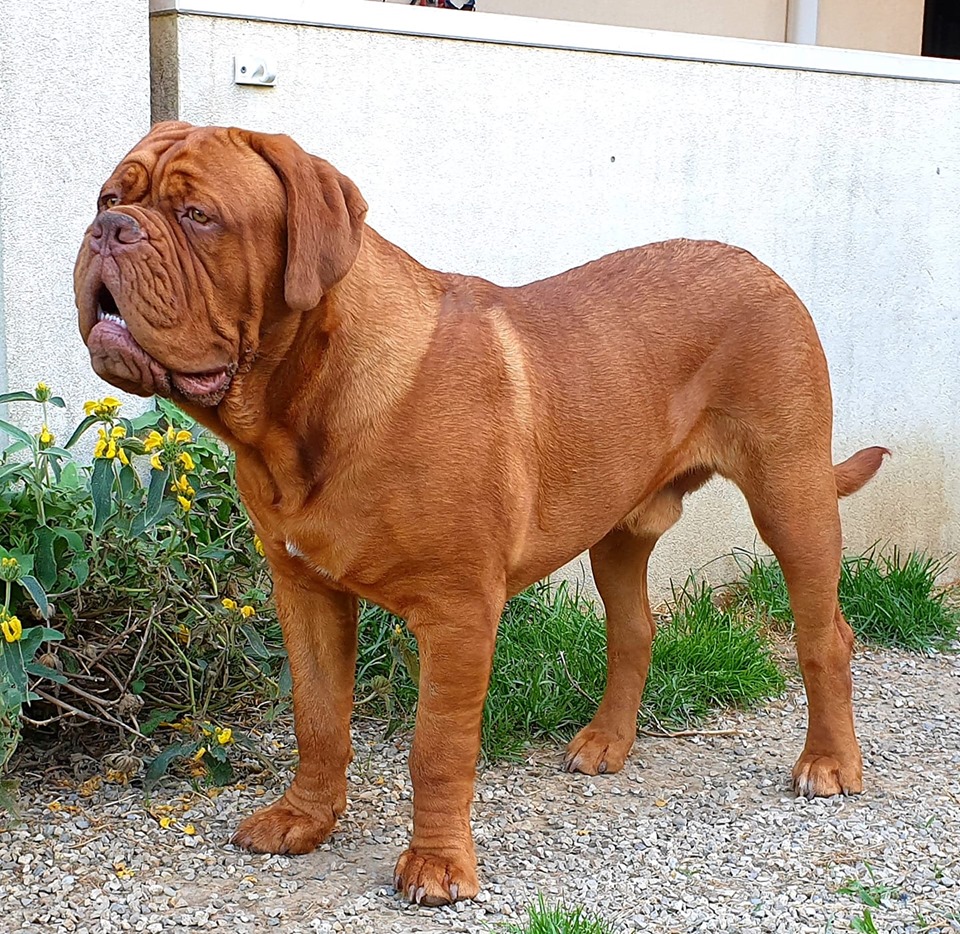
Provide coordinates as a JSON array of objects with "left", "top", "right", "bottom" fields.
[
  {"left": 792, "top": 753, "right": 863, "bottom": 798},
  {"left": 231, "top": 797, "right": 337, "bottom": 854},
  {"left": 393, "top": 848, "right": 479, "bottom": 906},
  {"left": 563, "top": 725, "right": 633, "bottom": 775}
]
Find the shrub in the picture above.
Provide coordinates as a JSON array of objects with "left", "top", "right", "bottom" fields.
[{"left": 0, "top": 386, "right": 279, "bottom": 782}]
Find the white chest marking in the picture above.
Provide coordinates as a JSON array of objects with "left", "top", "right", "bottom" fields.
[{"left": 285, "top": 540, "right": 333, "bottom": 579}]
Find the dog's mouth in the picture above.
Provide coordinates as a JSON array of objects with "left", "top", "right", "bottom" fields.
[{"left": 86, "top": 284, "right": 234, "bottom": 407}]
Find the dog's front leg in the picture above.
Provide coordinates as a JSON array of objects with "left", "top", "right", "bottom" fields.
[
  {"left": 232, "top": 577, "right": 357, "bottom": 854},
  {"left": 393, "top": 595, "right": 502, "bottom": 905}
]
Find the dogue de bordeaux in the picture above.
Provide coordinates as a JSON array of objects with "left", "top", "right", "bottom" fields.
[{"left": 75, "top": 121, "right": 887, "bottom": 906}]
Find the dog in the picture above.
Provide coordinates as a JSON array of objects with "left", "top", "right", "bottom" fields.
[{"left": 75, "top": 121, "right": 887, "bottom": 905}]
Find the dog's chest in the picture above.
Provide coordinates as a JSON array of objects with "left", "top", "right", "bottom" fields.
[{"left": 283, "top": 537, "right": 338, "bottom": 581}]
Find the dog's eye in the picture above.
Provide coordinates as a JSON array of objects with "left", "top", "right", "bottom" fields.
[
  {"left": 187, "top": 207, "right": 210, "bottom": 225},
  {"left": 100, "top": 194, "right": 120, "bottom": 210}
]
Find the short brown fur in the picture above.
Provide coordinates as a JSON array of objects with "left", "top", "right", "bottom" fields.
[{"left": 75, "top": 123, "right": 888, "bottom": 906}]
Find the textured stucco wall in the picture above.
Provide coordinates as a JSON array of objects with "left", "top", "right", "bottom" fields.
[
  {"left": 379, "top": 0, "right": 788, "bottom": 42},
  {"left": 0, "top": 1, "right": 152, "bottom": 440},
  {"left": 153, "top": 12, "right": 960, "bottom": 600}
]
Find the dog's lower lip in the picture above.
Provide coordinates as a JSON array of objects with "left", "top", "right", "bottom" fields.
[{"left": 171, "top": 367, "right": 233, "bottom": 400}]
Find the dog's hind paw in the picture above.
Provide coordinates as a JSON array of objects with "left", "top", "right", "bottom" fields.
[
  {"left": 231, "top": 796, "right": 337, "bottom": 854},
  {"left": 393, "top": 848, "right": 479, "bottom": 906},
  {"left": 792, "top": 753, "right": 863, "bottom": 798},
  {"left": 563, "top": 725, "right": 633, "bottom": 775}
]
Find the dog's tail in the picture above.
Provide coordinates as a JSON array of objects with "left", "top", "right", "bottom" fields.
[{"left": 834, "top": 446, "right": 890, "bottom": 498}]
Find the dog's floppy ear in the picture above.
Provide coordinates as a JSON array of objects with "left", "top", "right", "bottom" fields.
[{"left": 246, "top": 132, "right": 368, "bottom": 313}]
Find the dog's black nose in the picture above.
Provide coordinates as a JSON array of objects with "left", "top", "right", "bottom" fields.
[{"left": 91, "top": 211, "right": 144, "bottom": 249}]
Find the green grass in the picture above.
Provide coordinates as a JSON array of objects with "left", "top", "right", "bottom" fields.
[
  {"left": 734, "top": 547, "right": 960, "bottom": 652},
  {"left": 498, "top": 897, "right": 614, "bottom": 934},
  {"left": 355, "top": 577, "right": 786, "bottom": 760},
  {"left": 642, "top": 579, "right": 786, "bottom": 727}
]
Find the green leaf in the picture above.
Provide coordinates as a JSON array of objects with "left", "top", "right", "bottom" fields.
[
  {"left": 2, "top": 646, "right": 28, "bottom": 700},
  {"left": 90, "top": 456, "right": 115, "bottom": 534},
  {"left": 139, "top": 706, "right": 176, "bottom": 737},
  {"left": 19, "top": 575, "right": 50, "bottom": 619},
  {"left": 70, "top": 556, "right": 90, "bottom": 587},
  {"left": 0, "top": 419, "right": 33, "bottom": 446},
  {"left": 49, "top": 396, "right": 66, "bottom": 409},
  {"left": 0, "top": 462, "right": 30, "bottom": 486},
  {"left": 240, "top": 623, "right": 271, "bottom": 660},
  {"left": 17, "top": 626, "right": 63, "bottom": 661},
  {"left": 0, "top": 391, "right": 40, "bottom": 405},
  {"left": 145, "top": 741, "right": 197, "bottom": 785},
  {"left": 55, "top": 529, "right": 84, "bottom": 552},
  {"left": 35, "top": 527, "right": 58, "bottom": 591},
  {"left": 64, "top": 415, "right": 99, "bottom": 449},
  {"left": 205, "top": 755, "right": 234, "bottom": 786},
  {"left": 145, "top": 466, "right": 168, "bottom": 522},
  {"left": 24, "top": 661, "right": 67, "bottom": 686},
  {"left": 118, "top": 463, "right": 137, "bottom": 499},
  {"left": 131, "top": 408, "right": 163, "bottom": 431},
  {"left": 278, "top": 658, "right": 292, "bottom": 696}
]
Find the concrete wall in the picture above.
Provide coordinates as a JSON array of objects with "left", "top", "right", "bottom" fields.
[
  {"left": 381, "top": 0, "right": 789, "bottom": 42},
  {"left": 0, "top": 1, "right": 151, "bottom": 441},
  {"left": 817, "top": 0, "right": 925, "bottom": 55},
  {"left": 149, "top": 3, "right": 960, "bottom": 600}
]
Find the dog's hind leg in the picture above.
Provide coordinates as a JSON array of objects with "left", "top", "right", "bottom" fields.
[
  {"left": 563, "top": 478, "right": 696, "bottom": 776},
  {"left": 737, "top": 461, "right": 863, "bottom": 797}
]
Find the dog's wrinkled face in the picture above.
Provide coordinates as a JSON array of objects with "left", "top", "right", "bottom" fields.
[{"left": 75, "top": 122, "right": 368, "bottom": 406}]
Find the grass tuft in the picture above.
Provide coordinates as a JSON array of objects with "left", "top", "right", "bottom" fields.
[
  {"left": 734, "top": 547, "right": 960, "bottom": 652},
  {"left": 499, "top": 896, "right": 614, "bottom": 934},
  {"left": 355, "top": 578, "right": 786, "bottom": 760},
  {"left": 642, "top": 578, "right": 786, "bottom": 727}
]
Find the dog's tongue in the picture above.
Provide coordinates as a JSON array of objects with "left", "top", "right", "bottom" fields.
[{"left": 87, "top": 320, "right": 171, "bottom": 397}]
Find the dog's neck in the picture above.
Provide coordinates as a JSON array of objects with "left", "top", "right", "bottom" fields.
[{"left": 191, "top": 227, "right": 444, "bottom": 508}]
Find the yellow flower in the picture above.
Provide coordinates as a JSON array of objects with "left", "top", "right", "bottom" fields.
[
  {"left": 177, "top": 495, "right": 192, "bottom": 512},
  {"left": 117, "top": 448, "right": 129, "bottom": 466},
  {"left": 215, "top": 727, "right": 233, "bottom": 745},
  {"left": 183, "top": 824, "right": 197, "bottom": 836},
  {"left": 174, "top": 474, "right": 194, "bottom": 495},
  {"left": 221, "top": 598, "right": 237, "bottom": 611},
  {"left": 2, "top": 614, "right": 23, "bottom": 643},
  {"left": 38, "top": 424, "right": 54, "bottom": 447},
  {"left": 113, "top": 861, "right": 135, "bottom": 879},
  {"left": 159, "top": 816, "right": 173, "bottom": 829},
  {"left": 35, "top": 381, "right": 51, "bottom": 401},
  {"left": 239, "top": 605, "right": 255, "bottom": 619},
  {"left": 176, "top": 623, "right": 190, "bottom": 645},
  {"left": 143, "top": 430, "right": 163, "bottom": 452},
  {"left": 178, "top": 451, "right": 195, "bottom": 471},
  {"left": 150, "top": 453, "right": 163, "bottom": 471},
  {"left": 253, "top": 535, "right": 265, "bottom": 557},
  {"left": 111, "top": 425, "right": 126, "bottom": 440},
  {"left": 105, "top": 440, "right": 117, "bottom": 459},
  {"left": 175, "top": 430, "right": 192, "bottom": 444},
  {"left": 192, "top": 747, "right": 206, "bottom": 762},
  {"left": 84, "top": 397, "right": 121, "bottom": 419},
  {"left": 165, "top": 426, "right": 176, "bottom": 442}
]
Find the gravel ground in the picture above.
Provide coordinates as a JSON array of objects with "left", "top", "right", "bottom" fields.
[{"left": 2, "top": 644, "right": 960, "bottom": 934}]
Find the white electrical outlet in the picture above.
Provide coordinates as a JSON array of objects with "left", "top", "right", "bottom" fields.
[{"left": 234, "top": 55, "right": 278, "bottom": 87}]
